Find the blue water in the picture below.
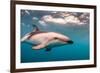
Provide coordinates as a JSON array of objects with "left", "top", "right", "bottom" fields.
[{"left": 21, "top": 10, "right": 90, "bottom": 63}]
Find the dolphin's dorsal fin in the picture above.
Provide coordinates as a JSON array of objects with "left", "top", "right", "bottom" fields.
[{"left": 32, "top": 24, "right": 40, "bottom": 32}]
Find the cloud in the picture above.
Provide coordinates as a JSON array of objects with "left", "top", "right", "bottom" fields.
[
  {"left": 38, "top": 20, "right": 47, "bottom": 26},
  {"left": 41, "top": 15, "right": 66, "bottom": 24},
  {"left": 32, "top": 17, "right": 39, "bottom": 20},
  {"left": 51, "top": 11, "right": 57, "bottom": 14},
  {"left": 40, "top": 12, "right": 89, "bottom": 26}
]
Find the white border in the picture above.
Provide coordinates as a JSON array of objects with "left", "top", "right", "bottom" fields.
[{"left": 16, "top": 4, "right": 94, "bottom": 69}]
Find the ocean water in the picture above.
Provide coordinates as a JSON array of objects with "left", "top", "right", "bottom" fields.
[{"left": 21, "top": 10, "right": 90, "bottom": 63}]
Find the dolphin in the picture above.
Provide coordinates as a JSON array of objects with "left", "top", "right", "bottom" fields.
[{"left": 21, "top": 25, "right": 73, "bottom": 51}]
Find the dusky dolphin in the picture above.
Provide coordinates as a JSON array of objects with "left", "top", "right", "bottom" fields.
[{"left": 21, "top": 25, "right": 73, "bottom": 51}]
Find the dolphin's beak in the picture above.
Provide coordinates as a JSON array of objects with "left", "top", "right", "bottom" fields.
[{"left": 67, "top": 40, "right": 74, "bottom": 44}]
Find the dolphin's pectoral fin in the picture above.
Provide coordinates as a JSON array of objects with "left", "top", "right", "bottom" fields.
[{"left": 45, "top": 47, "right": 52, "bottom": 51}]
